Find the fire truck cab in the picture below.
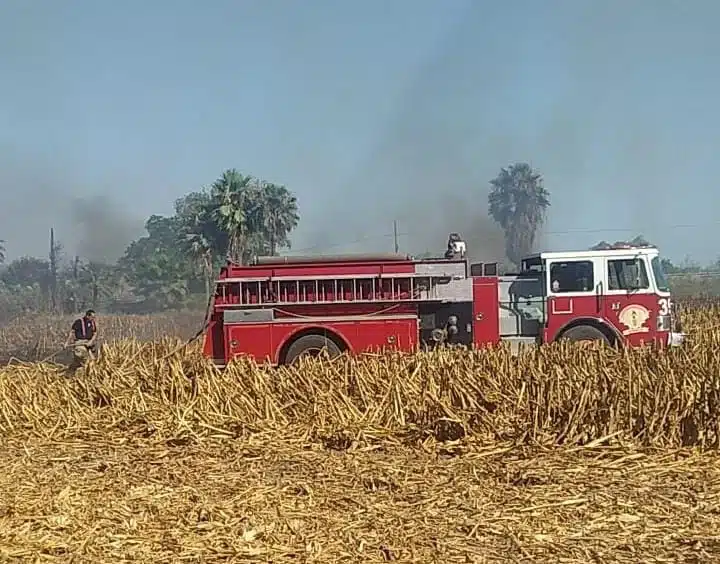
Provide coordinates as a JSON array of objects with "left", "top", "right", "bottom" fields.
[
  {"left": 202, "top": 238, "right": 684, "bottom": 366},
  {"left": 511, "top": 244, "right": 682, "bottom": 349}
]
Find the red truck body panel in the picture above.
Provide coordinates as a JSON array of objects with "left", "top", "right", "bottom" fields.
[
  {"left": 544, "top": 294, "right": 605, "bottom": 340},
  {"left": 472, "top": 277, "right": 501, "bottom": 346},
  {"left": 224, "top": 315, "right": 418, "bottom": 365},
  {"left": 202, "top": 246, "right": 682, "bottom": 365}
]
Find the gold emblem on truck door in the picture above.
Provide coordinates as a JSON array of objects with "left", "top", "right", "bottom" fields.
[{"left": 618, "top": 304, "right": 650, "bottom": 335}]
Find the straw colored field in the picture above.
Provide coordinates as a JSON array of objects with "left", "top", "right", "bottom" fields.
[
  {"left": 0, "top": 296, "right": 711, "bottom": 364},
  {"left": 1, "top": 436, "right": 718, "bottom": 562},
  {"left": 0, "top": 310, "right": 203, "bottom": 363},
  {"left": 0, "top": 303, "right": 718, "bottom": 562}
]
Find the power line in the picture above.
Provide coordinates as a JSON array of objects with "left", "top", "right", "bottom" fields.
[{"left": 288, "top": 220, "right": 720, "bottom": 255}]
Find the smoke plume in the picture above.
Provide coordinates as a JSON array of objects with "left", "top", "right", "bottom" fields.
[
  {"left": 293, "top": 2, "right": 540, "bottom": 262},
  {"left": 0, "top": 147, "right": 144, "bottom": 264},
  {"left": 293, "top": 0, "right": 720, "bottom": 263}
]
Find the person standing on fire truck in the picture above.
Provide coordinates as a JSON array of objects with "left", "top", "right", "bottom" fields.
[{"left": 65, "top": 309, "right": 98, "bottom": 369}]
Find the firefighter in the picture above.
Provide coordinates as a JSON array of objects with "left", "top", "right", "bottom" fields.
[
  {"left": 445, "top": 233, "right": 466, "bottom": 259},
  {"left": 65, "top": 309, "right": 98, "bottom": 369}
]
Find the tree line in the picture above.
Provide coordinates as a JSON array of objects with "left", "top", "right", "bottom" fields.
[
  {"left": 0, "top": 162, "right": 550, "bottom": 319},
  {"left": 0, "top": 169, "right": 299, "bottom": 318},
  {"left": 1, "top": 161, "right": 715, "bottom": 320}
]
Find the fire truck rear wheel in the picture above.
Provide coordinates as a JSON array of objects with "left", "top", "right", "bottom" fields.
[
  {"left": 284, "top": 334, "right": 342, "bottom": 365},
  {"left": 560, "top": 325, "right": 610, "bottom": 345}
]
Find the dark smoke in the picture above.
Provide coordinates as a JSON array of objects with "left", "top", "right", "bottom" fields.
[
  {"left": 294, "top": 0, "right": 720, "bottom": 263},
  {"left": 0, "top": 147, "right": 144, "bottom": 264},
  {"left": 68, "top": 194, "right": 145, "bottom": 263},
  {"left": 293, "top": 3, "right": 534, "bottom": 263}
]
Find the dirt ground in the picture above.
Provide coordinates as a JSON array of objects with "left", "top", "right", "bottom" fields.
[{"left": 0, "top": 432, "right": 718, "bottom": 563}]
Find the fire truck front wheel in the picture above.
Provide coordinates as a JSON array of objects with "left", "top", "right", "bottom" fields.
[
  {"left": 284, "top": 334, "right": 342, "bottom": 365},
  {"left": 559, "top": 324, "right": 611, "bottom": 345}
]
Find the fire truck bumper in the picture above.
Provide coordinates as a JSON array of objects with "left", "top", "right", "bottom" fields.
[{"left": 667, "top": 331, "right": 686, "bottom": 347}]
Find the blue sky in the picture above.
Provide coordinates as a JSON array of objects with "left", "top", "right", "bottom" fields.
[{"left": 1, "top": 0, "right": 719, "bottom": 264}]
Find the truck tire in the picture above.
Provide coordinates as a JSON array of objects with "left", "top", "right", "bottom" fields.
[
  {"left": 284, "top": 334, "right": 342, "bottom": 365},
  {"left": 560, "top": 325, "right": 610, "bottom": 345}
]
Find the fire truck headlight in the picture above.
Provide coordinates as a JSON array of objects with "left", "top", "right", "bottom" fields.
[{"left": 657, "top": 315, "right": 672, "bottom": 332}]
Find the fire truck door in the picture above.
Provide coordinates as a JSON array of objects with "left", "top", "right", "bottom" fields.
[
  {"left": 545, "top": 259, "right": 601, "bottom": 341},
  {"left": 602, "top": 255, "right": 657, "bottom": 345}
]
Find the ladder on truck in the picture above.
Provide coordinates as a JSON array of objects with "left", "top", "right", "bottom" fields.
[{"left": 215, "top": 273, "right": 459, "bottom": 307}]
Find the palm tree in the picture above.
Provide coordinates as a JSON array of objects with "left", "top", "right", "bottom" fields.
[
  {"left": 209, "top": 169, "right": 256, "bottom": 263},
  {"left": 488, "top": 163, "right": 550, "bottom": 267},
  {"left": 175, "top": 191, "right": 222, "bottom": 300},
  {"left": 239, "top": 182, "right": 268, "bottom": 262},
  {"left": 0, "top": 239, "right": 5, "bottom": 265},
  {"left": 204, "top": 169, "right": 301, "bottom": 264},
  {"left": 257, "top": 182, "right": 299, "bottom": 256}
]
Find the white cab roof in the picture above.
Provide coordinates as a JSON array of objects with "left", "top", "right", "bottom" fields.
[{"left": 524, "top": 247, "right": 660, "bottom": 262}]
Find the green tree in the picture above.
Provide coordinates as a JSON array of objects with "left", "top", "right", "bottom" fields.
[
  {"left": 257, "top": 182, "right": 299, "bottom": 256},
  {"left": 0, "top": 169, "right": 303, "bottom": 316},
  {"left": 660, "top": 258, "right": 679, "bottom": 273},
  {"left": 58, "top": 259, "right": 120, "bottom": 313},
  {"left": 119, "top": 215, "right": 199, "bottom": 309},
  {"left": 0, "top": 256, "right": 51, "bottom": 312},
  {"left": 78, "top": 261, "right": 120, "bottom": 309},
  {"left": 209, "top": 169, "right": 256, "bottom": 263},
  {"left": 488, "top": 163, "right": 550, "bottom": 267},
  {"left": 1, "top": 256, "right": 50, "bottom": 289},
  {"left": 174, "top": 191, "right": 225, "bottom": 301},
  {"left": 205, "top": 169, "right": 301, "bottom": 264}
]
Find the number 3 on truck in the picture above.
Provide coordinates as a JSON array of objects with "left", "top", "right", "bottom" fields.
[{"left": 658, "top": 298, "right": 671, "bottom": 316}]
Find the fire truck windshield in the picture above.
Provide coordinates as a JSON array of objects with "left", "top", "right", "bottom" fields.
[{"left": 651, "top": 256, "right": 670, "bottom": 292}]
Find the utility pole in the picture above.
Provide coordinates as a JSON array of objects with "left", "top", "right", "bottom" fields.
[
  {"left": 393, "top": 220, "right": 399, "bottom": 253},
  {"left": 49, "top": 228, "right": 57, "bottom": 313}
]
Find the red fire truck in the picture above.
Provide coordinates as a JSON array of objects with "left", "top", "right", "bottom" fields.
[{"left": 202, "top": 237, "right": 685, "bottom": 366}]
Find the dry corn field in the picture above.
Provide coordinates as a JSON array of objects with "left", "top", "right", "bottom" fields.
[
  {"left": 0, "top": 311, "right": 200, "bottom": 364},
  {"left": 0, "top": 303, "right": 720, "bottom": 562}
]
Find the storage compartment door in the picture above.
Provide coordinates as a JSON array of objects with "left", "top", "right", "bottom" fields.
[{"left": 472, "top": 278, "right": 500, "bottom": 346}]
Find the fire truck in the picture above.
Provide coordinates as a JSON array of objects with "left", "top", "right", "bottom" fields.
[{"left": 202, "top": 235, "right": 685, "bottom": 366}]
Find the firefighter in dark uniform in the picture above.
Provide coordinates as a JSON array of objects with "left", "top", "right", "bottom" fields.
[{"left": 65, "top": 309, "right": 98, "bottom": 369}]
